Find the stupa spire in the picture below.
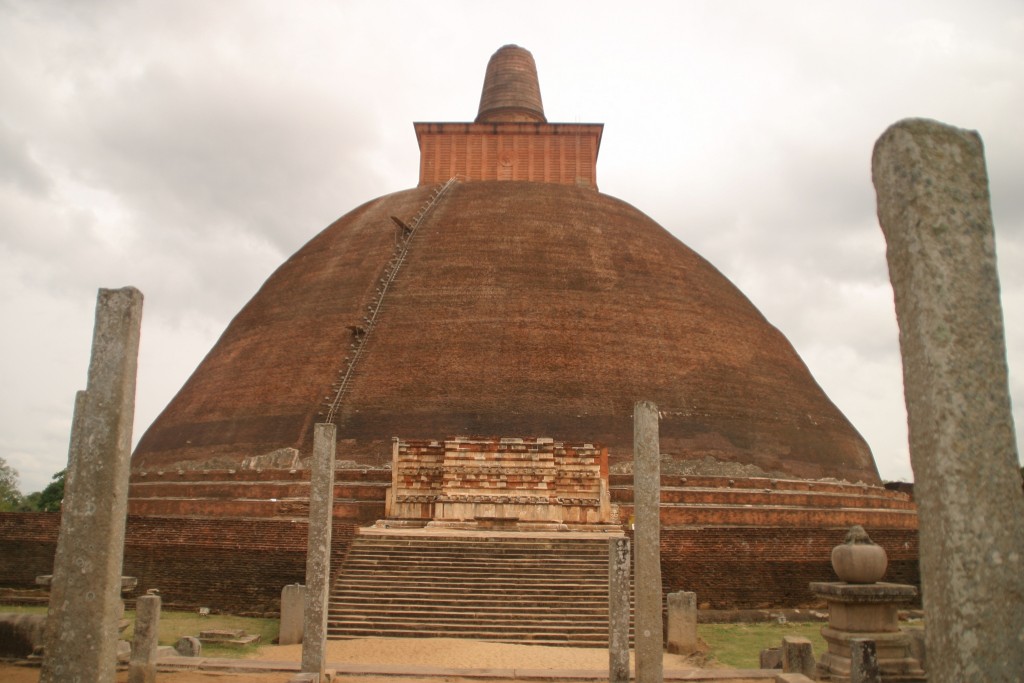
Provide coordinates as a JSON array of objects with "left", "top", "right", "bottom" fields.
[{"left": 476, "top": 44, "right": 546, "bottom": 123}]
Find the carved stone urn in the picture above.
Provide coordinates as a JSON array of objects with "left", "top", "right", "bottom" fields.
[{"left": 831, "top": 525, "right": 888, "bottom": 583}]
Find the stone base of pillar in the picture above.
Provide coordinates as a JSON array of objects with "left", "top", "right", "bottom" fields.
[{"left": 810, "top": 582, "right": 925, "bottom": 682}]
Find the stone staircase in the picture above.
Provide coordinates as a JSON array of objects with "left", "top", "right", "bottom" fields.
[{"left": 327, "top": 531, "right": 632, "bottom": 647}]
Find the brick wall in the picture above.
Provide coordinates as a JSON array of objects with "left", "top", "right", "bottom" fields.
[
  {"left": 657, "top": 526, "right": 920, "bottom": 609},
  {"left": 0, "top": 513, "right": 357, "bottom": 617},
  {"left": 0, "top": 471, "right": 922, "bottom": 613},
  {"left": 0, "top": 513, "right": 60, "bottom": 591}
]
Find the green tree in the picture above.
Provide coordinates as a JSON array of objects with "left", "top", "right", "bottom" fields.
[
  {"left": 0, "top": 456, "right": 23, "bottom": 511},
  {"left": 34, "top": 469, "right": 66, "bottom": 512}
]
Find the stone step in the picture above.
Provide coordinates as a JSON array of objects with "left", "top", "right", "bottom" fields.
[
  {"left": 334, "top": 573, "right": 608, "bottom": 584},
  {"left": 329, "top": 601, "right": 616, "bottom": 614},
  {"left": 327, "top": 532, "right": 631, "bottom": 647},
  {"left": 335, "top": 575, "right": 607, "bottom": 587},
  {"left": 326, "top": 628, "right": 611, "bottom": 648},
  {"left": 329, "top": 594, "right": 614, "bottom": 606},
  {"left": 327, "top": 619, "right": 612, "bottom": 636},
  {"left": 345, "top": 555, "right": 604, "bottom": 567},
  {"left": 348, "top": 551, "right": 608, "bottom": 563},
  {"left": 332, "top": 585, "right": 607, "bottom": 597},
  {"left": 347, "top": 544, "right": 606, "bottom": 552},
  {"left": 332, "top": 613, "right": 610, "bottom": 628}
]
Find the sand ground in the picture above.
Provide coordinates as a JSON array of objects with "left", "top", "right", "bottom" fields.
[{"left": 0, "top": 636, "right": 714, "bottom": 682}]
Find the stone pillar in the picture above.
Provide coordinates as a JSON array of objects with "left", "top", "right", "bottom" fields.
[
  {"left": 40, "top": 287, "right": 144, "bottom": 683},
  {"left": 302, "top": 423, "right": 336, "bottom": 677},
  {"left": 280, "top": 583, "right": 306, "bottom": 645},
  {"left": 849, "top": 639, "right": 880, "bottom": 683},
  {"left": 666, "top": 591, "right": 697, "bottom": 655},
  {"left": 608, "top": 537, "right": 631, "bottom": 683},
  {"left": 781, "top": 635, "right": 815, "bottom": 678},
  {"left": 633, "top": 400, "right": 663, "bottom": 683},
  {"left": 128, "top": 593, "right": 161, "bottom": 683},
  {"left": 873, "top": 118, "right": 1024, "bottom": 680}
]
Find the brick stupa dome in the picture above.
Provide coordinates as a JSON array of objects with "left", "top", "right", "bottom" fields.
[{"left": 132, "top": 45, "right": 880, "bottom": 485}]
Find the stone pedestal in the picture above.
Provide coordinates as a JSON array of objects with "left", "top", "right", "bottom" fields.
[{"left": 809, "top": 582, "right": 925, "bottom": 683}]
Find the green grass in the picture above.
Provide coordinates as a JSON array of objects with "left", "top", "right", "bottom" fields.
[
  {"left": 4, "top": 605, "right": 885, "bottom": 669},
  {"left": 699, "top": 621, "right": 827, "bottom": 669},
  {"left": 0, "top": 604, "right": 277, "bottom": 659},
  {"left": 0, "top": 605, "right": 47, "bottom": 614},
  {"left": 127, "top": 610, "right": 279, "bottom": 658}
]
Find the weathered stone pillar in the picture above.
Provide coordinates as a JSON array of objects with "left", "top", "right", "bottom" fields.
[
  {"left": 780, "top": 635, "right": 815, "bottom": 678},
  {"left": 633, "top": 400, "right": 663, "bottom": 683},
  {"left": 666, "top": 591, "right": 697, "bottom": 655},
  {"left": 301, "top": 423, "right": 336, "bottom": 677},
  {"left": 280, "top": 583, "right": 306, "bottom": 645},
  {"left": 128, "top": 593, "right": 161, "bottom": 683},
  {"left": 608, "top": 537, "right": 631, "bottom": 683},
  {"left": 873, "top": 118, "right": 1024, "bottom": 680},
  {"left": 849, "top": 638, "right": 880, "bottom": 683},
  {"left": 40, "top": 287, "right": 144, "bottom": 683}
]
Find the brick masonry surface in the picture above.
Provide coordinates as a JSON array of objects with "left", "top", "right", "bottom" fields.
[
  {"left": 0, "top": 513, "right": 357, "bottom": 616},
  {"left": 656, "top": 527, "right": 920, "bottom": 609},
  {"left": 1, "top": 515, "right": 918, "bottom": 613},
  {"left": 391, "top": 437, "right": 610, "bottom": 524}
]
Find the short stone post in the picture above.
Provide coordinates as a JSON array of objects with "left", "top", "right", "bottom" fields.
[
  {"left": 40, "top": 287, "right": 144, "bottom": 683},
  {"left": 666, "top": 591, "right": 697, "bottom": 655},
  {"left": 780, "top": 635, "right": 815, "bottom": 678},
  {"left": 280, "top": 583, "right": 306, "bottom": 645},
  {"left": 633, "top": 400, "right": 663, "bottom": 683},
  {"left": 849, "top": 638, "right": 880, "bottom": 683},
  {"left": 608, "top": 537, "right": 631, "bottom": 683},
  {"left": 873, "top": 118, "right": 1024, "bottom": 680},
  {"left": 128, "top": 593, "right": 161, "bottom": 683},
  {"left": 301, "top": 423, "right": 336, "bottom": 678}
]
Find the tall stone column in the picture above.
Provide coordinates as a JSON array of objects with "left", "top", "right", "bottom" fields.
[
  {"left": 302, "top": 423, "right": 337, "bottom": 678},
  {"left": 873, "top": 118, "right": 1024, "bottom": 680},
  {"left": 633, "top": 400, "right": 663, "bottom": 683},
  {"left": 608, "top": 537, "right": 631, "bottom": 683},
  {"left": 40, "top": 287, "right": 144, "bottom": 683}
]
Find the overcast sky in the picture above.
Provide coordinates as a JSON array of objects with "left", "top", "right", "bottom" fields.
[{"left": 2, "top": 1, "right": 1021, "bottom": 493}]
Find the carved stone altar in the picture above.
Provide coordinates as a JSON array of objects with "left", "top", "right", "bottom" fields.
[
  {"left": 811, "top": 526, "right": 926, "bottom": 682},
  {"left": 383, "top": 437, "right": 615, "bottom": 530}
]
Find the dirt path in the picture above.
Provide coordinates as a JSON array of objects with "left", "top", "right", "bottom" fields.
[{"left": 1, "top": 636, "right": 713, "bottom": 682}]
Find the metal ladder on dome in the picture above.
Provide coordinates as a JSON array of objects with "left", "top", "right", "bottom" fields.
[{"left": 323, "top": 176, "right": 461, "bottom": 423}]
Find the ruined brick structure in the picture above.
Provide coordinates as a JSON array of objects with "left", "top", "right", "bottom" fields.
[
  {"left": 388, "top": 437, "right": 612, "bottom": 527},
  {"left": 0, "top": 45, "right": 919, "bottom": 614}
]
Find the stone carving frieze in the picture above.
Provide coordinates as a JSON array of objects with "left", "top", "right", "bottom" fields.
[{"left": 437, "top": 494, "right": 552, "bottom": 505}]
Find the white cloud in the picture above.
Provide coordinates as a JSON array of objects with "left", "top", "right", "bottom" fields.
[{"left": 1, "top": 0, "right": 1021, "bottom": 491}]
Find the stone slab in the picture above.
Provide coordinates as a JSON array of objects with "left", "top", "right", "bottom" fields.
[
  {"left": 280, "top": 583, "right": 305, "bottom": 645},
  {"left": 302, "top": 423, "right": 336, "bottom": 676},
  {"left": 633, "top": 400, "right": 663, "bottom": 683},
  {"left": 873, "top": 117, "right": 1024, "bottom": 680},
  {"left": 608, "top": 536, "right": 631, "bottom": 683},
  {"left": 809, "top": 582, "right": 917, "bottom": 603},
  {"left": 667, "top": 591, "right": 698, "bottom": 655},
  {"left": 39, "top": 287, "right": 144, "bottom": 683},
  {"left": 780, "top": 636, "right": 814, "bottom": 678},
  {"left": 128, "top": 593, "right": 160, "bottom": 683}
]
